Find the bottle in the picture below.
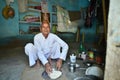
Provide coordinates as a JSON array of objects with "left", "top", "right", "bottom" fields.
[{"left": 78, "top": 42, "right": 85, "bottom": 53}]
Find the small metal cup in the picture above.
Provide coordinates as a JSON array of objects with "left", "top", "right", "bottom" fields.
[{"left": 69, "top": 63, "right": 76, "bottom": 72}]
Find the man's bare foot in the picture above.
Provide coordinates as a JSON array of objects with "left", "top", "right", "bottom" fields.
[
  {"left": 30, "top": 60, "right": 41, "bottom": 69},
  {"left": 36, "top": 60, "right": 41, "bottom": 66}
]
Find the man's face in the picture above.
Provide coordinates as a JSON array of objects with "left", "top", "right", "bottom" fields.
[{"left": 41, "top": 23, "right": 50, "bottom": 37}]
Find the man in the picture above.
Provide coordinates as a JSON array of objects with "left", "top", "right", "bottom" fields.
[{"left": 24, "top": 21, "right": 69, "bottom": 74}]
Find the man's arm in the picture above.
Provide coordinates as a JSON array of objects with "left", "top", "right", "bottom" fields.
[
  {"left": 55, "top": 35, "right": 69, "bottom": 60},
  {"left": 56, "top": 58, "right": 63, "bottom": 70},
  {"left": 54, "top": 35, "right": 69, "bottom": 70}
]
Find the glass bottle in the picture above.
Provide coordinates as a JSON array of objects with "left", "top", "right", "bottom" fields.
[{"left": 78, "top": 42, "right": 85, "bottom": 53}]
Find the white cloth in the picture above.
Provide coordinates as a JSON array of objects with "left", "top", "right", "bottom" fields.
[
  {"left": 24, "top": 33, "right": 69, "bottom": 66},
  {"left": 56, "top": 5, "right": 79, "bottom": 33}
]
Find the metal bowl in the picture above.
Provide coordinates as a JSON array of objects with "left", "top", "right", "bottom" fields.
[{"left": 74, "top": 76, "right": 92, "bottom": 80}]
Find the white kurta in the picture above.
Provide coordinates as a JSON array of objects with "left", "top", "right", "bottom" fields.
[{"left": 25, "top": 33, "right": 69, "bottom": 67}]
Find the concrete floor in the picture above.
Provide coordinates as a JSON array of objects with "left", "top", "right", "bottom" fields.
[
  {"left": 0, "top": 39, "right": 105, "bottom": 80},
  {"left": 0, "top": 39, "right": 81, "bottom": 80},
  {"left": 0, "top": 47, "right": 26, "bottom": 80},
  {"left": 0, "top": 46, "right": 87, "bottom": 80}
]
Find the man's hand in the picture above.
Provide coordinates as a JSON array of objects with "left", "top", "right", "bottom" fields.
[
  {"left": 56, "top": 59, "right": 62, "bottom": 71},
  {"left": 48, "top": 58, "right": 52, "bottom": 65},
  {"left": 45, "top": 62, "right": 52, "bottom": 74}
]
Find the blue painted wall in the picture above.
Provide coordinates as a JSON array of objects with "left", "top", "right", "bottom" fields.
[
  {"left": 78, "top": 0, "right": 89, "bottom": 8},
  {"left": 0, "top": 0, "right": 19, "bottom": 39},
  {"left": 49, "top": 0, "right": 79, "bottom": 11},
  {"left": 0, "top": 0, "right": 89, "bottom": 40},
  {"left": 49, "top": 0, "right": 89, "bottom": 11}
]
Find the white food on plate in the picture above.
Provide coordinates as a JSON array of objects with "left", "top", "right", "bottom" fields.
[{"left": 49, "top": 70, "right": 62, "bottom": 79}]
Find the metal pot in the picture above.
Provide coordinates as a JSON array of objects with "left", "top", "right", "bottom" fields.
[
  {"left": 74, "top": 75, "right": 101, "bottom": 80},
  {"left": 69, "top": 63, "right": 76, "bottom": 72},
  {"left": 2, "top": 5, "right": 15, "bottom": 19}
]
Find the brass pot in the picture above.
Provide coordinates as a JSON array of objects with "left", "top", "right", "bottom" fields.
[{"left": 2, "top": 5, "right": 15, "bottom": 19}]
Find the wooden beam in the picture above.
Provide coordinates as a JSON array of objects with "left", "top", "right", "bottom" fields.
[{"left": 102, "top": 0, "right": 107, "bottom": 41}]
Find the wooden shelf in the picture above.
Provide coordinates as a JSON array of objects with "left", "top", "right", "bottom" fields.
[
  {"left": 19, "top": 0, "right": 42, "bottom": 35},
  {"left": 19, "top": 21, "right": 41, "bottom": 24},
  {"left": 52, "top": 23, "right": 57, "bottom": 25},
  {"left": 28, "top": 0, "right": 40, "bottom": 5},
  {"left": 27, "top": 8, "right": 41, "bottom": 12},
  {"left": 51, "top": 12, "right": 57, "bottom": 14}
]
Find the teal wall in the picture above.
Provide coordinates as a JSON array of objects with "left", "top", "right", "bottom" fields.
[
  {"left": 0, "top": 0, "right": 19, "bottom": 39},
  {"left": 0, "top": 0, "right": 90, "bottom": 40},
  {"left": 49, "top": 0, "right": 89, "bottom": 11},
  {"left": 78, "top": 0, "right": 89, "bottom": 8},
  {"left": 49, "top": 0, "right": 79, "bottom": 11}
]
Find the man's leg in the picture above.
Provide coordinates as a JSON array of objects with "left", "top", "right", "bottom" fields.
[
  {"left": 50, "top": 42, "right": 61, "bottom": 59},
  {"left": 24, "top": 43, "right": 38, "bottom": 67}
]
